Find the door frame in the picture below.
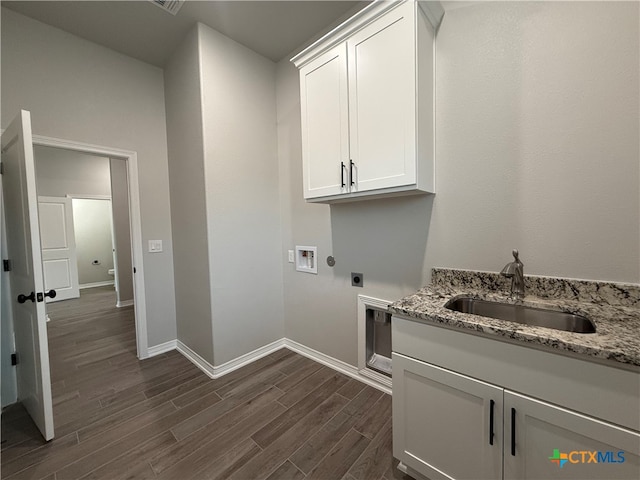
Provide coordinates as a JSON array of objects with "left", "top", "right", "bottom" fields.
[{"left": 31, "top": 134, "right": 149, "bottom": 358}]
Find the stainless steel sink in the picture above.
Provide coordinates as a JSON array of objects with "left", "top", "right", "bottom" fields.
[{"left": 444, "top": 297, "right": 596, "bottom": 334}]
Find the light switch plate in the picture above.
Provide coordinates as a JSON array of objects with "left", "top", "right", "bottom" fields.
[
  {"left": 288, "top": 250, "right": 294, "bottom": 263},
  {"left": 148, "top": 240, "right": 163, "bottom": 253}
]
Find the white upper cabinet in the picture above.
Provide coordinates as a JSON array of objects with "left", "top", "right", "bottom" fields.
[
  {"left": 347, "top": 3, "right": 417, "bottom": 193},
  {"left": 292, "top": 0, "right": 442, "bottom": 203},
  {"left": 299, "top": 44, "right": 349, "bottom": 198}
]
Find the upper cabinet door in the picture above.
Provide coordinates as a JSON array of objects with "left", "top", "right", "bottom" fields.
[
  {"left": 299, "top": 43, "right": 350, "bottom": 199},
  {"left": 347, "top": 1, "right": 416, "bottom": 193}
]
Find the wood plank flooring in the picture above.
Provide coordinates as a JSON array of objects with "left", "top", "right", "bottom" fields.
[{"left": 1, "top": 287, "right": 406, "bottom": 480}]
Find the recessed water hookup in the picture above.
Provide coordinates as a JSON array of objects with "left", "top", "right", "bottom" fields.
[{"left": 295, "top": 246, "right": 317, "bottom": 274}]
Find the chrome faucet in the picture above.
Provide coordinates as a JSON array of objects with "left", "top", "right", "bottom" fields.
[{"left": 500, "top": 249, "right": 525, "bottom": 300}]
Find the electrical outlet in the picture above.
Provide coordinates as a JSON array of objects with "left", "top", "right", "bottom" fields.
[{"left": 288, "top": 250, "right": 294, "bottom": 263}]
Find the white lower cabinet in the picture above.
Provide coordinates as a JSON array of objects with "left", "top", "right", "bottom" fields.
[
  {"left": 393, "top": 352, "right": 640, "bottom": 480},
  {"left": 393, "top": 353, "right": 503, "bottom": 480},
  {"left": 504, "top": 391, "right": 640, "bottom": 480}
]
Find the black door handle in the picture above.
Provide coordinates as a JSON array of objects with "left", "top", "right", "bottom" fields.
[
  {"left": 489, "top": 399, "right": 495, "bottom": 445},
  {"left": 511, "top": 407, "right": 516, "bottom": 456},
  {"left": 349, "top": 160, "right": 355, "bottom": 186},
  {"left": 44, "top": 289, "right": 57, "bottom": 299},
  {"left": 340, "top": 162, "right": 346, "bottom": 188},
  {"left": 17, "top": 292, "right": 36, "bottom": 303}
]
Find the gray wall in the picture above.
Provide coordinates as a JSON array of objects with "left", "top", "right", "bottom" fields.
[
  {"left": 424, "top": 0, "right": 639, "bottom": 282},
  {"left": 1, "top": 8, "right": 177, "bottom": 348},
  {"left": 165, "top": 23, "right": 284, "bottom": 367},
  {"left": 72, "top": 198, "right": 114, "bottom": 285},
  {"left": 198, "top": 23, "right": 284, "bottom": 366},
  {"left": 164, "top": 26, "right": 214, "bottom": 364},
  {"left": 110, "top": 159, "right": 134, "bottom": 304},
  {"left": 34, "top": 146, "right": 112, "bottom": 197},
  {"left": 277, "top": 0, "right": 640, "bottom": 366}
]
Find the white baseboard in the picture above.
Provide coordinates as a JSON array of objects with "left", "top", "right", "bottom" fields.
[
  {"left": 176, "top": 338, "right": 286, "bottom": 379},
  {"left": 117, "top": 299, "right": 134, "bottom": 308},
  {"left": 176, "top": 340, "right": 216, "bottom": 378},
  {"left": 79, "top": 281, "right": 115, "bottom": 290},
  {"left": 146, "top": 340, "right": 177, "bottom": 358},
  {"left": 156, "top": 337, "right": 391, "bottom": 394},
  {"left": 212, "top": 339, "right": 286, "bottom": 378},
  {"left": 284, "top": 339, "right": 391, "bottom": 394}
]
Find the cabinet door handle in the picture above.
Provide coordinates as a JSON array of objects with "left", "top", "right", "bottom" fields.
[
  {"left": 511, "top": 407, "right": 516, "bottom": 456},
  {"left": 341, "top": 162, "right": 346, "bottom": 188},
  {"left": 489, "top": 399, "right": 495, "bottom": 446},
  {"left": 349, "top": 160, "right": 355, "bottom": 186}
]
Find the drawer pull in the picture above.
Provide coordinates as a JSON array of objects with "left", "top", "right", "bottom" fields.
[
  {"left": 511, "top": 407, "right": 516, "bottom": 456},
  {"left": 349, "top": 159, "right": 355, "bottom": 186},
  {"left": 489, "top": 399, "right": 495, "bottom": 446}
]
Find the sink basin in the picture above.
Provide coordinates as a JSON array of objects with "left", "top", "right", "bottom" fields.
[{"left": 444, "top": 297, "right": 596, "bottom": 334}]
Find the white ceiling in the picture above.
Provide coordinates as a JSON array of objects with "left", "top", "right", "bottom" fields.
[{"left": 2, "top": 0, "right": 369, "bottom": 66}]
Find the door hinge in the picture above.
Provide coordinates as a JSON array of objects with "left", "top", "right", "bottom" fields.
[
  {"left": 133, "top": 267, "right": 136, "bottom": 274},
  {"left": 11, "top": 353, "right": 18, "bottom": 366},
  {"left": 3, "top": 259, "right": 10, "bottom": 272}
]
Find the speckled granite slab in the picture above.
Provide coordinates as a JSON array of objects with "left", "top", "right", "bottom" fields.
[{"left": 390, "top": 269, "right": 640, "bottom": 369}]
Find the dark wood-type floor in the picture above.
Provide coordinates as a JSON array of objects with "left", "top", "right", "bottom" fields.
[{"left": 1, "top": 287, "right": 405, "bottom": 480}]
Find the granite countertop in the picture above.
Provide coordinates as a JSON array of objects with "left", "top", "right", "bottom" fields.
[{"left": 389, "top": 269, "right": 640, "bottom": 369}]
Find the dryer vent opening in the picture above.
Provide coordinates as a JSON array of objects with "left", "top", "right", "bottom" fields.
[{"left": 365, "top": 307, "right": 392, "bottom": 377}]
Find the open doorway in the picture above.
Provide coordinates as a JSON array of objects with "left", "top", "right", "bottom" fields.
[
  {"left": 27, "top": 134, "right": 150, "bottom": 362},
  {"left": 0, "top": 116, "right": 150, "bottom": 442},
  {"left": 34, "top": 146, "right": 134, "bottom": 308}
]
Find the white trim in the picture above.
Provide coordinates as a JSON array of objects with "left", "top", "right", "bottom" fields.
[
  {"left": 163, "top": 337, "right": 391, "bottom": 394},
  {"left": 291, "top": 0, "right": 403, "bottom": 68},
  {"left": 176, "top": 340, "right": 216, "bottom": 378},
  {"left": 147, "top": 340, "right": 177, "bottom": 358},
  {"left": 176, "top": 339, "right": 286, "bottom": 379},
  {"left": 117, "top": 299, "right": 134, "bottom": 308},
  {"left": 291, "top": 1, "right": 444, "bottom": 69},
  {"left": 31, "top": 134, "right": 149, "bottom": 359},
  {"left": 79, "top": 280, "right": 115, "bottom": 289},
  {"left": 284, "top": 338, "right": 391, "bottom": 394},
  {"left": 213, "top": 339, "right": 286, "bottom": 378},
  {"left": 65, "top": 194, "right": 112, "bottom": 201}
]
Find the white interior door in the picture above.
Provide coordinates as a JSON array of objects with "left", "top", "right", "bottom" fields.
[
  {"left": 1, "top": 110, "right": 55, "bottom": 441},
  {"left": 38, "top": 196, "right": 80, "bottom": 302}
]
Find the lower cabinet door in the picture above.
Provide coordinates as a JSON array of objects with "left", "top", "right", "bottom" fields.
[
  {"left": 392, "top": 353, "right": 503, "bottom": 480},
  {"left": 504, "top": 390, "right": 640, "bottom": 480}
]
